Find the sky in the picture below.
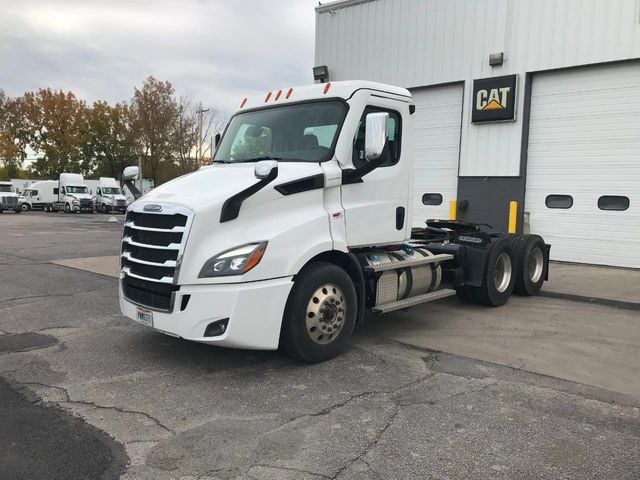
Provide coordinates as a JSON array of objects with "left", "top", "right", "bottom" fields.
[{"left": 0, "top": 0, "right": 322, "bottom": 114}]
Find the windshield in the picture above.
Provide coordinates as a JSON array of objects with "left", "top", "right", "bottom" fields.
[
  {"left": 101, "top": 187, "right": 121, "bottom": 195},
  {"left": 213, "top": 100, "right": 347, "bottom": 164},
  {"left": 0, "top": 185, "right": 13, "bottom": 193},
  {"left": 66, "top": 186, "right": 88, "bottom": 194}
]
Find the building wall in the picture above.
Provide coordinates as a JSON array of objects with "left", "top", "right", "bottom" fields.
[{"left": 315, "top": 0, "right": 640, "bottom": 176}]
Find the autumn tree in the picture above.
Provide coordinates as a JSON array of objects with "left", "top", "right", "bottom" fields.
[
  {"left": 0, "top": 91, "right": 31, "bottom": 177},
  {"left": 27, "top": 89, "right": 89, "bottom": 177},
  {"left": 132, "top": 76, "right": 178, "bottom": 183},
  {"left": 84, "top": 101, "right": 138, "bottom": 180}
]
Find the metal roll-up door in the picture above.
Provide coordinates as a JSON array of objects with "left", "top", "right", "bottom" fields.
[
  {"left": 525, "top": 62, "right": 640, "bottom": 267},
  {"left": 410, "top": 84, "right": 463, "bottom": 226}
]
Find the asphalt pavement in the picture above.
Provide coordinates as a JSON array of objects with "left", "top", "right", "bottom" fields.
[{"left": 1, "top": 211, "right": 639, "bottom": 480}]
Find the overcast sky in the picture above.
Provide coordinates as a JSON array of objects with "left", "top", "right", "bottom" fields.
[{"left": 0, "top": 0, "right": 321, "bottom": 113}]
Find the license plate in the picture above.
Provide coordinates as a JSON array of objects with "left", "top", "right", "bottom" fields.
[{"left": 136, "top": 307, "right": 153, "bottom": 327}]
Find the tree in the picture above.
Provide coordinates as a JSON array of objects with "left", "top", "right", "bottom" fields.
[
  {"left": 0, "top": 91, "right": 31, "bottom": 177},
  {"left": 132, "top": 76, "right": 178, "bottom": 183},
  {"left": 84, "top": 101, "right": 138, "bottom": 180},
  {"left": 27, "top": 89, "right": 89, "bottom": 177}
]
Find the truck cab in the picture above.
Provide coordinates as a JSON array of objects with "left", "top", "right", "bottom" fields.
[
  {"left": 57, "top": 173, "right": 93, "bottom": 213},
  {"left": 0, "top": 182, "right": 21, "bottom": 214},
  {"left": 95, "top": 177, "right": 128, "bottom": 213},
  {"left": 119, "top": 81, "right": 549, "bottom": 363}
]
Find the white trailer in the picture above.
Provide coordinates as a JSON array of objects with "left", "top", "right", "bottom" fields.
[{"left": 119, "top": 81, "right": 550, "bottom": 363}]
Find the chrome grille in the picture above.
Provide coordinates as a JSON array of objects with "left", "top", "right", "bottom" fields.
[
  {"left": 2, "top": 196, "right": 17, "bottom": 206},
  {"left": 121, "top": 204, "right": 192, "bottom": 311},
  {"left": 116, "top": 199, "right": 127, "bottom": 207}
]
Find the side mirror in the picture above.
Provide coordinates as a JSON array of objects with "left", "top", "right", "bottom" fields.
[
  {"left": 214, "top": 133, "right": 221, "bottom": 148},
  {"left": 364, "top": 112, "right": 389, "bottom": 161},
  {"left": 123, "top": 166, "right": 139, "bottom": 181},
  {"left": 254, "top": 160, "right": 278, "bottom": 180}
]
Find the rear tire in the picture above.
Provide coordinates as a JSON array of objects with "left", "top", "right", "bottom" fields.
[
  {"left": 455, "top": 286, "right": 477, "bottom": 304},
  {"left": 513, "top": 234, "right": 547, "bottom": 296},
  {"left": 14, "top": 207, "right": 21, "bottom": 214},
  {"left": 471, "top": 238, "right": 516, "bottom": 307},
  {"left": 280, "top": 262, "right": 357, "bottom": 363}
]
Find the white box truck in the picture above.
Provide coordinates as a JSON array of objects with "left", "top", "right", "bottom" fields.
[
  {"left": 119, "top": 81, "right": 550, "bottom": 363},
  {"left": 0, "top": 181, "right": 22, "bottom": 213},
  {"left": 94, "top": 177, "right": 129, "bottom": 213}
]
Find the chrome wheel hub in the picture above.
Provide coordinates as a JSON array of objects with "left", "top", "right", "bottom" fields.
[
  {"left": 494, "top": 252, "right": 513, "bottom": 293},
  {"left": 305, "top": 284, "right": 346, "bottom": 345},
  {"left": 528, "top": 247, "right": 544, "bottom": 283}
]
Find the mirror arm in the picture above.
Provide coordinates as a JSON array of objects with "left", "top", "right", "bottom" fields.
[{"left": 341, "top": 142, "right": 389, "bottom": 184}]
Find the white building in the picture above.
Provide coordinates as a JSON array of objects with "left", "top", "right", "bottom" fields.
[{"left": 315, "top": 0, "right": 640, "bottom": 267}]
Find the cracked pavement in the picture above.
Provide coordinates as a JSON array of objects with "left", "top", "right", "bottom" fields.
[{"left": 1, "top": 212, "right": 639, "bottom": 479}]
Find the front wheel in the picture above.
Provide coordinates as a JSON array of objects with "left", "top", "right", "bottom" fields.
[
  {"left": 14, "top": 207, "right": 21, "bottom": 214},
  {"left": 64, "top": 203, "right": 71, "bottom": 213},
  {"left": 280, "top": 262, "right": 357, "bottom": 363}
]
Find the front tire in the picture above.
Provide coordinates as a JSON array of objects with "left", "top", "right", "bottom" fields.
[
  {"left": 14, "top": 207, "right": 21, "bottom": 214},
  {"left": 64, "top": 203, "right": 71, "bottom": 213},
  {"left": 280, "top": 262, "right": 357, "bottom": 363}
]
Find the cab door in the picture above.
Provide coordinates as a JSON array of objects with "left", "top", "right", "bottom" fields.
[{"left": 340, "top": 98, "right": 412, "bottom": 247}]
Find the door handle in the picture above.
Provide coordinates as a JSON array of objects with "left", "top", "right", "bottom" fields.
[{"left": 396, "top": 206, "right": 405, "bottom": 230}]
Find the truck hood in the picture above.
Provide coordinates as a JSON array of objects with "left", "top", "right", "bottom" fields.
[
  {"left": 137, "top": 163, "right": 323, "bottom": 212},
  {"left": 103, "top": 194, "right": 127, "bottom": 201}
]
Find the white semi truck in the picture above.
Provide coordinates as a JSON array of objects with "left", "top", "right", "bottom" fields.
[
  {"left": 0, "top": 181, "right": 21, "bottom": 213},
  {"left": 119, "top": 81, "right": 550, "bottom": 363},
  {"left": 94, "top": 177, "right": 128, "bottom": 213},
  {"left": 52, "top": 173, "right": 94, "bottom": 213}
]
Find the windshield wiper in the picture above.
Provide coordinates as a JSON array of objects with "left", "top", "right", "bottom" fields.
[{"left": 238, "top": 156, "right": 283, "bottom": 163}]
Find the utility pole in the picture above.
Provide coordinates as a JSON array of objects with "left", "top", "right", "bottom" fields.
[{"left": 196, "top": 106, "right": 210, "bottom": 166}]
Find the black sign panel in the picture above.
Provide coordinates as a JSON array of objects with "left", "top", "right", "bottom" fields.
[{"left": 472, "top": 74, "right": 517, "bottom": 123}]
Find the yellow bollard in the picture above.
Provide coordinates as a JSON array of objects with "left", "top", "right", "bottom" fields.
[
  {"left": 508, "top": 201, "right": 518, "bottom": 233},
  {"left": 449, "top": 200, "right": 457, "bottom": 221}
]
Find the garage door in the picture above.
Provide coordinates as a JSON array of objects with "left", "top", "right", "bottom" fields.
[
  {"left": 410, "top": 84, "right": 463, "bottom": 226},
  {"left": 525, "top": 62, "right": 640, "bottom": 268}
]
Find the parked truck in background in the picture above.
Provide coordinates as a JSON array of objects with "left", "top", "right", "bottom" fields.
[
  {"left": 21, "top": 180, "right": 58, "bottom": 211},
  {"left": 119, "top": 81, "right": 550, "bottom": 363},
  {"left": 94, "top": 177, "right": 129, "bottom": 213},
  {"left": 0, "top": 181, "right": 22, "bottom": 213},
  {"left": 52, "top": 173, "right": 94, "bottom": 213}
]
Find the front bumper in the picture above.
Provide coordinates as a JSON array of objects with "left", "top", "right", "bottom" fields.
[{"left": 119, "top": 276, "right": 293, "bottom": 350}]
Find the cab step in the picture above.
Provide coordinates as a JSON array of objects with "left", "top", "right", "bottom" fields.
[
  {"left": 373, "top": 289, "right": 456, "bottom": 314},
  {"left": 366, "top": 253, "right": 454, "bottom": 273}
]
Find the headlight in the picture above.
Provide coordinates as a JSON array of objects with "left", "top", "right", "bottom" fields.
[
  {"left": 199, "top": 242, "right": 267, "bottom": 278},
  {"left": 72, "top": 200, "right": 79, "bottom": 205}
]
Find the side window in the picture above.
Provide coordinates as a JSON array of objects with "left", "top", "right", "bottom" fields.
[
  {"left": 97, "top": 188, "right": 101, "bottom": 195},
  {"left": 60, "top": 187, "right": 65, "bottom": 194},
  {"left": 545, "top": 194, "right": 573, "bottom": 209},
  {"left": 32, "top": 190, "right": 38, "bottom": 196},
  {"left": 598, "top": 195, "right": 629, "bottom": 211},
  {"left": 54, "top": 188, "right": 59, "bottom": 195},
  {"left": 422, "top": 193, "right": 443, "bottom": 205},
  {"left": 352, "top": 108, "right": 401, "bottom": 168}
]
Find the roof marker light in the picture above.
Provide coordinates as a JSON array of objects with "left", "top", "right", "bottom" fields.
[
  {"left": 275, "top": 89, "right": 282, "bottom": 101},
  {"left": 264, "top": 91, "right": 272, "bottom": 103},
  {"left": 285, "top": 87, "right": 293, "bottom": 99},
  {"left": 240, "top": 97, "right": 247, "bottom": 108},
  {"left": 323, "top": 82, "right": 331, "bottom": 94}
]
